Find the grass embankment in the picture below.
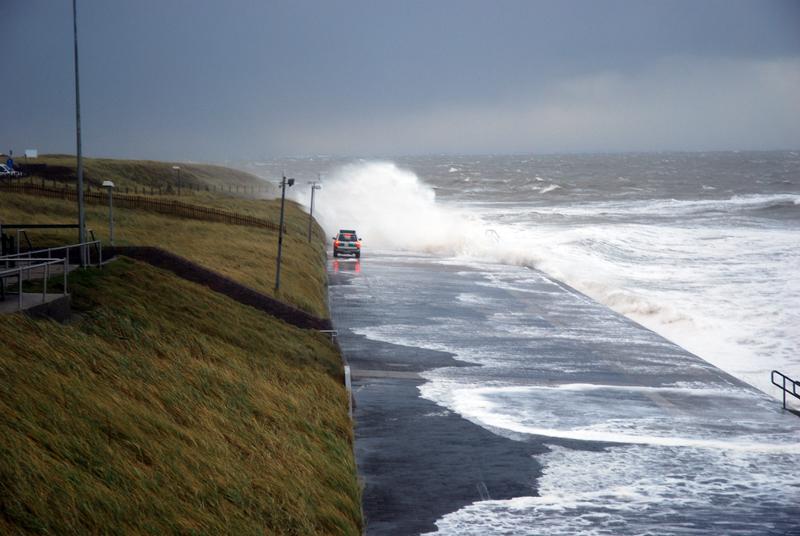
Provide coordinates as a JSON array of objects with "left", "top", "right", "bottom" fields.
[
  {"left": 0, "top": 258, "right": 361, "bottom": 534},
  {"left": 0, "top": 192, "right": 328, "bottom": 317},
  {"left": 18, "top": 155, "right": 269, "bottom": 194}
]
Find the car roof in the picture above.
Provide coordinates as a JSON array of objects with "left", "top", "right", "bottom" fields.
[{"left": 338, "top": 229, "right": 356, "bottom": 234}]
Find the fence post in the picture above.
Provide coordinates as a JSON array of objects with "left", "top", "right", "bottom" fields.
[{"left": 43, "top": 263, "right": 49, "bottom": 303}]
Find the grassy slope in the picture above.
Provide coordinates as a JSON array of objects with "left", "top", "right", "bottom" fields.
[
  {"left": 0, "top": 193, "right": 329, "bottom": 317},
  {"left": 20, "top": 155, "right": 270, "bottom": 192},
  {"left": 0, "top": 259, "right": 360, "bottom": 534}
]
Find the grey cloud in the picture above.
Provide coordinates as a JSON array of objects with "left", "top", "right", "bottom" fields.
[{"left": 278, "top": 57, "right": 800, "bottom": 155}]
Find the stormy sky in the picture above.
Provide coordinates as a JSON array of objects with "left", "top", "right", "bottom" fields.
[{"left": 2, "top": 0, "right": 799, "bottom": 160}]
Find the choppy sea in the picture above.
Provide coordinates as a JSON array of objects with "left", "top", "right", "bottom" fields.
[
  {"left": 241, "top": 152, "right": 800, "bottom": 534},
  {"left": 243, "top": 151, "right": 799, "bottom": 402}
]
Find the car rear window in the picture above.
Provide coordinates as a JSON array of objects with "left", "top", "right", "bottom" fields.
[{"left": 339, "top": 234, "right": 356, "bottom": 240}]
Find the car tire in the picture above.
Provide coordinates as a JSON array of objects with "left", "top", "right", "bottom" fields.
[
  {"left": 355, "top": 252, "right": 361, "bottom": 259},
  {"left": 333, "top": 250, "right": 339, "bottom": 257}
]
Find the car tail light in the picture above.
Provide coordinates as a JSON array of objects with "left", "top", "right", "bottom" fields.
[
  {"left": 356, "top": 242, "right": 361, "bottom": 248},
  {"left": 335, "top": 240, "right": 340, "bottom": 247}
]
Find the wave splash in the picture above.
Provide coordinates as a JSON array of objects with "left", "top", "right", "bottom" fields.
[
  {"left": 314, "top": 161, "right": 484, "bottom": 253},
  {"left": 317, "top": 161, "right": 799, "bottom": 402}
]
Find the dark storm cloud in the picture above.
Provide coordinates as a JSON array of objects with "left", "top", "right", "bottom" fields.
[{"left": 2, "top": 0, "right": 799, "bottom": 159}]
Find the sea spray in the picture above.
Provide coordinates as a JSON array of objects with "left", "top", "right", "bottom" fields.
[
  {"left": 313, "top": 161, "right": 486, "bottom": 254},
  {"left": 313, "top": 158, "right": 800, "bottom": 402}
]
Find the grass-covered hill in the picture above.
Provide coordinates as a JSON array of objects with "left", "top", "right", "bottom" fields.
[
  {"left": 0, "top": 159, "right": 360, "bottom": 533},
  {"left": 0, "top": 259, "right": 360, "bottom": 534},
  {"left": 0, "top": 182, "right": 326, "bottom": 317},
  {"left": 15, "top": 154, "right": 270, "bottom": 193}
]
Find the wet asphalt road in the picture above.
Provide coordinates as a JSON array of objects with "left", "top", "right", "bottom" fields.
[{"left": 328, "top": 253, "right": 800, "bottom": 536}]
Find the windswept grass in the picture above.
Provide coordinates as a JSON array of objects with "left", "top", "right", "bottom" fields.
[
  {"left": 0, "top": 191, "right": 329, "bottom": 317},
  {"left": 0, "top": 258, "right": 361, "bottom": 534},
  {"left": 18, "top": 155, "right": 271, "bottom": 194}
]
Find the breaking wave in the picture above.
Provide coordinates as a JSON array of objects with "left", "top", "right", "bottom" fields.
[{"left": 316, "top": 161, "right": 800, "bottom": 402}]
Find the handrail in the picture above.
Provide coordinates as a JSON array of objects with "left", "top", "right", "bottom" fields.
[
  {"left": 0, "top": 257, "right": 64, "bottom": 273},
  {"left": 771, "top": 370, "right": 800, "bottom": 410},
  {"left": 0, "top": 257, "right": 69, "bottom": 310},
  {"left": 0, "top": 240, "right": 101, "bottom": 261}
]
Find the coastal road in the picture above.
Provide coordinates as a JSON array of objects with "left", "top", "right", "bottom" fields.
[{"left": 328, "top": 253, "right": 800, "bottom": 536}]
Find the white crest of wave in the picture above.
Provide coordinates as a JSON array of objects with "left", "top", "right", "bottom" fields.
[
  {"left": 313, "top": 163, "right": 670, "bottom": 318},
  {"left": 315, "top": 161, "right": 482, "bottom": 253},
  {"left": 314, "top": 161, "right": 800, "bottom": 405},
  {"left": 539, "top": 183, "right": 561, "bottom": 194}
]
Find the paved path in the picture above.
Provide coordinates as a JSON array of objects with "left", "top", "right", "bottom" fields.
[
  {"left": 329, "top": 253, "right": 800, "bottom": 536},
  {"left": 0, "top": 291, "right": 67, "bottom": 314}
]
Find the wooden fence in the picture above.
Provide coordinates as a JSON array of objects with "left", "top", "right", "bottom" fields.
[
  {"left": 3, "top": 173, "right": 269, "bottom": 196},
  {"left": 0, "top": 183, "right": 283, "bottom": 232}
]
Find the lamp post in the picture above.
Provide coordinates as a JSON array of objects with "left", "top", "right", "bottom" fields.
[
  {"left": 102, "top": 180, "right": 115, "bottom": 245},
  {"left": 172, "top": 165, "right": 181, "bottom": 195},
  {"left": 307, "top": 178, "right": 322, "bottom": 242},
  {"left": 275, "top": 174, "right": 294, "bottom": 292},
  {"left": 72, "top": 0, "right": 86, "bottom": 265}
]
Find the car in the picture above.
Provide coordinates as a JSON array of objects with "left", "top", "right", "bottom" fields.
[
  {"left": 0, "top": 164, "right": 20, "bottom": 177},
  {"left": 333, "top": 229, "right": 362, "bottom": 258}
]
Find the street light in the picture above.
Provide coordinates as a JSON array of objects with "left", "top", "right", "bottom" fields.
[
  {"left": 172, "top": 165, "right": 181, "bottom": 195},
  {"left": 307, "top": 178, "right": 322, "bottom": 242},
  {"left": 72, "top": 0, "right": 86, "bottom": 265},
  {"left": 102, "top": 180, "right": 115, "bottom": 245},
  {"left": 275, "top": 174, "right": 295, "bottom": 292}
]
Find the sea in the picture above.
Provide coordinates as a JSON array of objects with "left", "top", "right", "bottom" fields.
[
  {"left": 240, "top": 151, "right": 800, "bottom": 533},
  {"left": 242, "top": 151, "right": 799, "bottom": 403}
]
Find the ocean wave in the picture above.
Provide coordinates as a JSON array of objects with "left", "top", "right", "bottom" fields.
[
  {"left": 518, "top": 193, "right": 800, "bottom": 219},
  {"left": 539, "top": 184, "right": 561, "bottom": 194},
  {"left": 425, "top": 444, "right": 800, "bottom": 535},
  {"left": 318, "top": 161, "right": 800, "bottom": 404}
]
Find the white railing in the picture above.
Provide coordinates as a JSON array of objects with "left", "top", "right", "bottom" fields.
[
  {"left": 0, "top": 240, "right": 103, "bottom": 312},
  {"left": 0, "top": 239, "right": 102, "bottom": 263},
  {"left": 0, "top": 257, "right": 69, "bottom": 311}
]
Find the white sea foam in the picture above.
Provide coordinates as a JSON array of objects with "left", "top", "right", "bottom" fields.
[
  {"left": 424, "top": 444, "right": 800, "bottom": 535},
  {"left": 314, "top": 161, "right": 484, "bottom": 254},
  {"left": 417, "top": 382, "right": 800, "bottom": 453},
  {"left": 539, "top": 184, "right": 561, "bottom": 194},
  {"left": 318, "top": 161, "right": 800, "bottom": 406},
  {"left": 514, "top": 192, "right": 800, "bottom": 218}
]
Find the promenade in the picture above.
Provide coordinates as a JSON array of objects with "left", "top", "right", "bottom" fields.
[{"left": 329, "top": 252, "right": 800, "bottom": 536}]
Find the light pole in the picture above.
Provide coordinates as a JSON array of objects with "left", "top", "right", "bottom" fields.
[
  {"left": 172, "top": 165, "right": 181, "bottom": 195},
  {"left": 102, "top": 180, "right": 115, "bottom": 245},
  {"left": 275, "top": 174, "right": 294, "bottom": 292},
  {"left": 73, "top": 0, "right": 86, "bottom": 265},
  {"left": 307, "top": 178, "right": 322, "bottom": 242}
]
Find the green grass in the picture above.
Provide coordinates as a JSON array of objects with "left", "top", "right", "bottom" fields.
[
  {"left": 0, "top": 258, "right": 361, "bottom": 535},
  {"left": 18, "top": 154, "right": 272, "bottom": 194},
  {"left": 0, "top": 191, "right": 330, "bottom": 317}
]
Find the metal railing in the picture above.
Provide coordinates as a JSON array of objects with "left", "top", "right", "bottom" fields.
[
  {"left": 319, "top": 329, "right": 338, "bottom": 342},
  {"left": 0, "top": 240, "right": 103, "bottom": 312},
  {"left": 0, "top": 239, "right": 103, "bottom": 266},
  {"left": 771, "top": 370, "right": 800, "bottom": 410},
  {"left": 0, "top": 257, "right": 69, "bottom": 310},
  {"left": 15, "top": 229, "right": 32, "bottom": 255}
]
